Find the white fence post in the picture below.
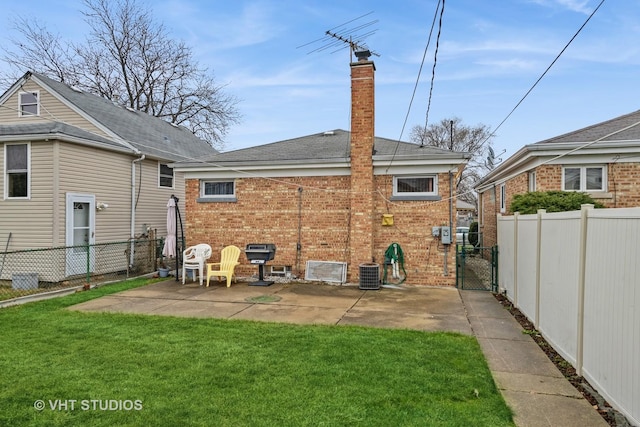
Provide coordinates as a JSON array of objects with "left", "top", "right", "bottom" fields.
[
  {"left": 535, "top": 209, "right": 545, "bottom": 329},
  {"left": 513, "top": 212, "right": 519, "bottom": 307},
  {"left": 576, "top": 203, "right": 593, "bottom": 377}
]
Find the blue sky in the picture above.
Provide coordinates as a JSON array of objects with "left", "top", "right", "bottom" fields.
[{"left": 2, "top": 0, "right": 639, "bottom": 160}]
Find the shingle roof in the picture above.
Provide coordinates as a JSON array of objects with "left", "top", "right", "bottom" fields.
[
  {"left": 0, "top": 122, "right": 123, "bottom": 149},
  {"left": 30, "top": 72, "right": 217, "bottom": 161},
  {"left": 185, "top": 129, "right": 465, "bottom": 165},
  {"left": 534, "top": 109, "right": 640, "bottom": 145},
  {"left": 474, "top": 109, "right": 640, "bottom": 189}
]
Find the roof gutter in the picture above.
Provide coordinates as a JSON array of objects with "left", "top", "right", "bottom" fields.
[{"left": 0, "top": 133, "right": 135, "bottom": 154}]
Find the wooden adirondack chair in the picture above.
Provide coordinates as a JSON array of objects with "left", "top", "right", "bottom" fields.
[{"left": 206, "top": 245, "right": 241, "bottom": 287}]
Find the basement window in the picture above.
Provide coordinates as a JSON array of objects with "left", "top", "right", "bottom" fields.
[
  {"left": 199, "top": 180, "right": 236, "bottom": 202},
  {"left": 391, "top": 175, "right": 439, "bottom": 200}
]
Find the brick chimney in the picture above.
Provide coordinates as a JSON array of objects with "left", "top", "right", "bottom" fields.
[{"left": 348, "top": 50, "right": 376, "bottom": 280}]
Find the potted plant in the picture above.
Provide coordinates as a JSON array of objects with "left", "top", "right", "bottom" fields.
[{"left": 157, "top": 254, "right": 170, "bottom": 278}]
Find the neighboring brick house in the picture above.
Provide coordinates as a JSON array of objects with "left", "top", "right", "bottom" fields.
[
  {"left": 475, "top": 109, "right": 640, "bottom": 248},
  {"left": 173, "top": 52, "right": 470, "bottom": 285}
]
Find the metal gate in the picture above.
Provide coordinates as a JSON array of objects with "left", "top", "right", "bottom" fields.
[{"left": 456, "top": 246, "right": 498, "bottom": 291}]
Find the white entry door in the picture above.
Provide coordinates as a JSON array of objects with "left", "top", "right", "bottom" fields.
[{"left": 66, "top": 193, "right": 96, "bottom": 277}]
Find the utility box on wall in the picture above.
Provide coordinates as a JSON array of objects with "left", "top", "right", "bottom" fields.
[{"left": 441, "top": 226, "right": 451, "bottom": 245}]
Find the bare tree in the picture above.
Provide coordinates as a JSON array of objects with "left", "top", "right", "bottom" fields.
[
  {"left": 409, "top": 117, "right": 494, "bottom": 205},
  {"left": 1, "top": 17, "right": 80, "bottom": 86},
  {"left": 1, "top": 0, "right": 240, "bottom": 149}
]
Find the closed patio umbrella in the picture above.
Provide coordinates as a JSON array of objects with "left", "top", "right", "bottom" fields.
[{"left": 162, "top": 197, "right": 176, "bottom": 258}]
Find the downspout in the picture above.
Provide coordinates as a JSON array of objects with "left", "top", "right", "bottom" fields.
[
  {"left": 130, "top": 153, "right": 145, "bottom": 267},
  {"left": 444, "top": 170, "right": 453, "bottom": 276}
]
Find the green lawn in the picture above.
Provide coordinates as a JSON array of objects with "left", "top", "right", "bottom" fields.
[{"left": 0, "top": 278, "right": 514, "bottom": 426}]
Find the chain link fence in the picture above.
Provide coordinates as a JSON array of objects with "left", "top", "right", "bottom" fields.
[{"left": 0, "top": 239, "right": 175, "bottom": 303}]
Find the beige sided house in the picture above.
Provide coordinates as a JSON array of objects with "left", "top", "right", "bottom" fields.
[
  {"left": 0, "top": 71, "right": 217, "bottom": 281},
  {"left": 174, "top": 52, "right": 471, "bottom": 286},
  {"left": 475, "top": 109, "right": 640, "bottom": 249}
]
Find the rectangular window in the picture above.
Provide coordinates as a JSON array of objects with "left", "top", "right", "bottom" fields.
[
  {"left": 201, "top": 180, "right": 235, "bottom": 198},
  {"left": 159, "top": 163, "right": 174, "bottom": 188},
  {"left": 393, "top": 175, "right": 437, "bottom": 197},
  {"left": 528, "top": 171, "right": 536, "bottom": 192},
  {"left": 5, "top": 143, "right": 30, "bottom": 198},
  {"left": 500, "top": 184, "right": 506, "bottom": 213},
  {"left": 19, "top": 91, "right": 39, "bottom": 116},
  {"left": 563, "top": 166, "right": 605, "bottom": 192}
]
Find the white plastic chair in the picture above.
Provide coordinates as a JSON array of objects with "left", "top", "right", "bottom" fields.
[{"left": 182, "top": 244, "right": 212, "bottom": 286}]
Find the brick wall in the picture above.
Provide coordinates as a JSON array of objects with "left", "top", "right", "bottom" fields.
[
  {"left": 609, "top": 162, "right": 640, "bottom": 207},
  {"left": 373, "top": 174, "right": 455, "bottom": 286},
  {"left": 185, "top": 172, "right": 455, "bottom": 285},
  {"left": 185, "top": 176, "right": 351, "bottom": 278},
  {"left": 479, "top": 186, "right": 498, "bottom": 248},
  {"left": 479, "top": 162, "right": 640, "bottom": 248}
]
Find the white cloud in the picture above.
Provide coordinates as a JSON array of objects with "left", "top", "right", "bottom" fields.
[{"left": 527, "top": 0, "right": 592, "bottom": 14}]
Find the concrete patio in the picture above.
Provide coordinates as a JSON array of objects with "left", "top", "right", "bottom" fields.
[{"left": 68, "top": 279, "right": 609, "bottom": 427}]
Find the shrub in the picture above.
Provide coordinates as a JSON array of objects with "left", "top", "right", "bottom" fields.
[
  {"left": 468, "top": 221, "right": 479, "bottom": 246},
  {"left": 510, "top": 191, "right": 604, "bottom": 214}
]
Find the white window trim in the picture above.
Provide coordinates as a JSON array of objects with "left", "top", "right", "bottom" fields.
[
  {"left": 158, "top": 162, "right": 174, "bottom": 189},
  {"left": 4, "top": 142, "right": 31, "bottom": 200},
  {"left": 392, "top": 175, "right": 438, "bottom": 198},
  {"left": 500, "top": 184, "right": 506, "bottom": 213},
  {"left": 528, "top": 171, "right": 536, "bottom": 192},
  {"left": 19, "top": 91, "right": 40, "bottom": 117},
  {"left": 562, "top": 165, "right": 606, "bottom": 192},
  {"left": 199, "top": 179, "right": 236, "bottom": 201}
]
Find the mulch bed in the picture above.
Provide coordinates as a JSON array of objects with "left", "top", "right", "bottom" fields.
[{"left": 493, "top": 293, "right": 631, "bottom": 427}]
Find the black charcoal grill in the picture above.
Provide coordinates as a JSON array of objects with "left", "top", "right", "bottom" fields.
[{"left": 245, "top": 244, "right": 276, "bottom": 286}]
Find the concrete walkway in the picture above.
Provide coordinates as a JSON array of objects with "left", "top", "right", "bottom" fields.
[{"left": 69, "top": 279, "right": 607, "bottom": 426}]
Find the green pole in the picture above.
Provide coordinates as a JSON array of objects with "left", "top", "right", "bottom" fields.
[{"left": 86, "top": 243, "right": 91, "bottom": 285}]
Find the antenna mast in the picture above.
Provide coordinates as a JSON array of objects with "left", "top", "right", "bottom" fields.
[
  {"left": 297, "top": 12, "right": 380, "bottom": 61},
  {"left": 324, "top": 30, "right": 380, "bottom": 62}
]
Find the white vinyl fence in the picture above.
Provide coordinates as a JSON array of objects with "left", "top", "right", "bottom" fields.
[{"left": 497, "top": 205, "right": 640, "bottom": 426}]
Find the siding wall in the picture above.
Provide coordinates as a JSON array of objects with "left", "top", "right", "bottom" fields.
[
  {"left": 0, "top": 139, "right": 185, "bottom": 251},
  {"left": 0, "top": 79, "right": 109, "bottom": 137},
  {"left": 133, "top": 159, "right": 186, "bottom": 239},
  {"left": 0, "top": 141, "right": 55, "bottom": 250}
]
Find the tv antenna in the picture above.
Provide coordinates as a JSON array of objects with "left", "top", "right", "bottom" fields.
[{"left": 297, "top": 11, "right": 381, "bottom": 61}]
